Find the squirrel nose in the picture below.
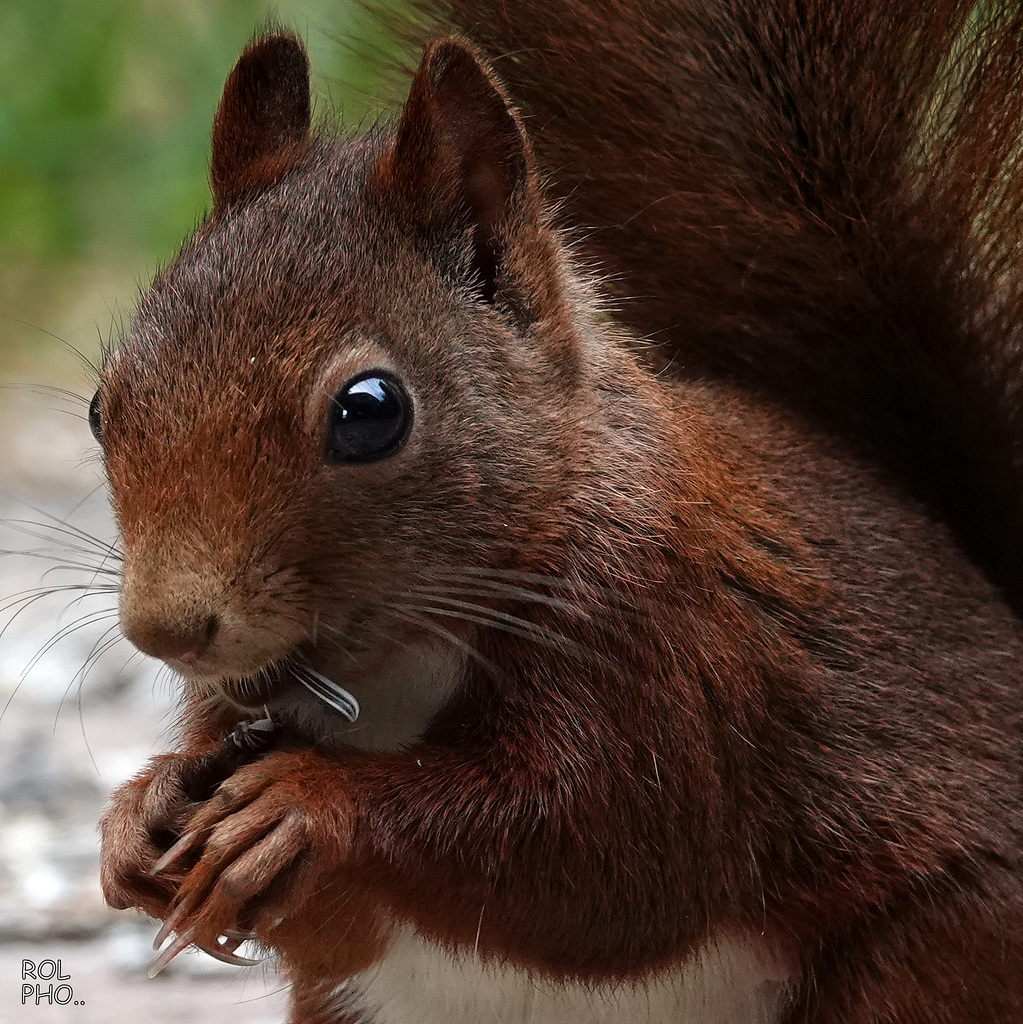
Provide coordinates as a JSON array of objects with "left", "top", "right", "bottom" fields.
[{"left": 122, "top": 612, "right": 219, "bottom": 664}]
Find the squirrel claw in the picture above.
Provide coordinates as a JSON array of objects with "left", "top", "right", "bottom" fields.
[
  {"left": 149, "top": 830, "right": 197, "bottom": 876},
  {"left": 196, "top": 936, "right": 265, "bottom": 968},
  {"left": 152, "top": 901, "right": 190, "bottom": 950},
  {"left": 149, "top": 924, "right": 263, "bottom": 976},
  {"left": 147, "top": 926, "right": 195, "bottom": 978}
]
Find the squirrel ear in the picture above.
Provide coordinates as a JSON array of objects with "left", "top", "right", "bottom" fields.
[
  {"left": 387, "top": 38, "right": 535, "bottom": 301},
  {"left": 211, "top": 33, "right": 311, "bottom": 208}
]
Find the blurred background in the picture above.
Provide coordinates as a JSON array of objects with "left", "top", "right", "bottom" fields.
[{"left": 0, "top": 1, "right": 402, "bottom": 1019}]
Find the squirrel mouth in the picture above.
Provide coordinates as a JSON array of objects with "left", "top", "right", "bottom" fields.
[{"left": 219, "top": 657, "right": 360, "bottom": 723}]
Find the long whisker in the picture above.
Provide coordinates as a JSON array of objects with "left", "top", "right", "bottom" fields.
[
  {"left": 22, "top": 608, "right": 122, "bottom": 682},
  {"left": 312, "top": 628, "right": 361, "bottom": 665},
  {"left": 0, "top": 582, "right": 115, "bottom": 618},
  {"left": 426, "top": 565, "right": 581, "bottom": 587},
  {"left": 0, "top": 586, "right": 111, "bottom": 646},
  {"left": 55, "top": 622, "right": 124, "bottom": 734},
  {"left": 379, "top": 602, "right": 501, "bottom": 679},
  {"left": 0, "top": 587, "right": 119, "bottom": 697},
  {"left": 420, "top": 565, "right": 650, "bottom": 617},
  {"left": 407, "top": 581, "right": 596, "bottom": 618},
  {"left": 0, "top": 547, "right": 122, "bottom": 579},
  {"left": 0, "top": 544, "right": 121, "bottom": 575},
  {"left": 0, "top": 604, "right": 118, "bottom": 729},
  {"left": 4, "top": 512, "right": 122, "bottom": 562},
  {"left": 76, "top": 646, "right": 109, "bottom": 777},
  {"left": 400, "top": 598, "right": 606, "bottom": 666},
  {"left": 409, "top": 590, "right": 598, "bottom": 638},
  {"left": 58, "top": 482, "right": 110, "bottom": 527},
  {"left": 0, "top": 382, "right": 90, "bottom": 406},
  {"left": 0, "top": 320, "right": 101, "bottom": 376}
]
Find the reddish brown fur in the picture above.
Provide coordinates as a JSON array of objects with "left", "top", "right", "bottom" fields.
[
  {"left": 96, "top": 6, "right": 1023, "bottom": 1023},
  {"left": 407, "top": 0, "right": 1023, "bottom": 613}
]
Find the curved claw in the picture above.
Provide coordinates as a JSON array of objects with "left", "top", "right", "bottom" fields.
[
  {"left": 148, "top": 928, "right": 265, "bottom": 977},
  {"left": 148, "top": 927, "right": 195, "bottom": 978},
  {"left": 152, "top": 902, "right": 190, "bottom": 950},
  {"left": 149, "top": 831, "right": 198, "bottom": 876},
  {"left": 196, "top": 936, "right": 265, "bottom": 968}
]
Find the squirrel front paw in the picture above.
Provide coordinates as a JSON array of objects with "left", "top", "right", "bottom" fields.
[
  {"left": 99, "top": 751, "right": 208, "bottom": 921},
  {"left": 146, "top": 749, "right": 357, "bottom": 970}
]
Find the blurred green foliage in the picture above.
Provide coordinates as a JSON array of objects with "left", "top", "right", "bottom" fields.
[{"left": 0, "top": 0, "right": 403, "bottom": 373}]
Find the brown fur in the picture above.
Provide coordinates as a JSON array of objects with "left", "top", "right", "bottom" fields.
[
  {"left": 405, "top": 0, "right": 1023, "bottom": 614},
  {"left": 211, "top": 33, "right": 311, "bottom": 207},
  {"left": 96, "top": 7, "right": 1023, "bottom": 1023}
]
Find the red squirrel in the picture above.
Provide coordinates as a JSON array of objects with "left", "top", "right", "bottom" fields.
[{"left": 96, "top": 0, "right": 1023, "bottom": 1020}]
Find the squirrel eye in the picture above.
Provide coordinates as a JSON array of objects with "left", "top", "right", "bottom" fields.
[
  {"left": 325, "top": 372, "right": 412, "bottom": 464},
  {"left": 88, "top": 390, "right": 102, "bottom": 443}
]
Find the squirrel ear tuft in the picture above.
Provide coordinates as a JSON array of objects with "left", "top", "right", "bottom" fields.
[
  {"left": 387, "top": 38, "right": 536, "bottom": 301},
  {"left": 211, "top": 33, "right": 311, "bottom": 208}
]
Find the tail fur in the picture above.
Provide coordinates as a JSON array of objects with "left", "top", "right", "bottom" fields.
[{"left": 400, "top": 0, "right": 1023, "bottom": 608}]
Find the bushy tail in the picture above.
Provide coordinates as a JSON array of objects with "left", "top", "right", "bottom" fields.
[{"left": 399, "top": 0, "right": 1023, "bottom": 608}]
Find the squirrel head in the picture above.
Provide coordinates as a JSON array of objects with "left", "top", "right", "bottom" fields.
[{"left": 93, "top": 32, "right": 618, "bottom": 742}]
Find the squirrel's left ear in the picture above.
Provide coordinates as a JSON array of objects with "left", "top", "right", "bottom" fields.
[
  {"left": 211, "top": 33, "right": 311, "bottom": 207},
  {"left": 383, "top": 38, "right": 539, "bottom": 303}
]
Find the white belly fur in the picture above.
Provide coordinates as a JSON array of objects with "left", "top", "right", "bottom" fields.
[{"left": 341, "top": 926, "right": 791, "bottom": 1024}]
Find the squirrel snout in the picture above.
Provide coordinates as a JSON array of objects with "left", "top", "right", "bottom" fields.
[
  {"left": 121, "top": 609, "right": 218, "bottom": 665},
  {"left": 117, "top": 565, "right": 307, "bottom": 677}
]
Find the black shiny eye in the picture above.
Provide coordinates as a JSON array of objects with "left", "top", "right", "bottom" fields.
[
  {"left": 325, "top": 371, "right": 412, "bottom": 464},
  {"left": 88, "top": 390, "right": 102, "bottom": 443}
]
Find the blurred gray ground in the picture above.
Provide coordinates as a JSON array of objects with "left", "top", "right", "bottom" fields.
[{"left": 0, "top": 391, "right": 288, "bottom": 1021}]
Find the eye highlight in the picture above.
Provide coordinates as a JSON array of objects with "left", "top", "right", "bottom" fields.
[
  {"left": 325, "top": 371, "right": 412, "bottom": 464},
  {"left": 88, "top": 390, "right": 102, "bottom": 443}
]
